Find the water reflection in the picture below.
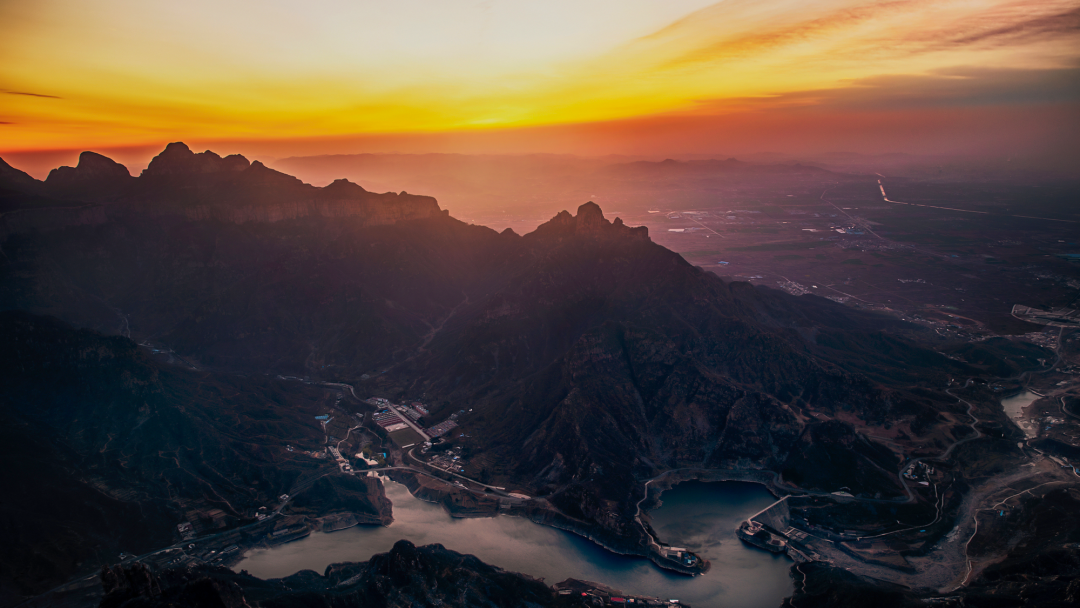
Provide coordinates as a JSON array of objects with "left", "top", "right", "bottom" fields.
[{"left": 236, "top": 478, "right": 792, "bottom": 608}]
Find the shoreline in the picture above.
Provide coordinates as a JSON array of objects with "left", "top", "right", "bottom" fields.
[
  {"left": 384, "top": 467, "right": 781, "bottom": 576},
  {"left": 228, "top": 467, "right": 781, "bottom": 583}
]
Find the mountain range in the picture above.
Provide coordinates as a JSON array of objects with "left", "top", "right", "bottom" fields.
[{"left": 0, "top": 144, "right": 1069, "bottom": 607}]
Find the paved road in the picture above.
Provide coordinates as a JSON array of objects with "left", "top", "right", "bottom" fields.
[{"left": 877, "top": 179, "right": 1076, "bottom": 223}]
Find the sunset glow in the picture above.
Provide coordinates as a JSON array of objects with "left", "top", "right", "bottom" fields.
[{"left": 2, "top": 0, "right": 1078, "bottom": 162}]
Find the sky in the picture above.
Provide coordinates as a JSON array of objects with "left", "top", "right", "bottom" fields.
[{"left": 2, "top": 0, "right": 1078, "bottom": 174}]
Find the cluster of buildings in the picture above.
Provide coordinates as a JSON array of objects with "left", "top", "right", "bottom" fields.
[
  {"left": 736, "top": 520, "right": 787, "bottom": 554},
  {"left": 397, "top": 404, "right": 426, "bottom": 421},
  {"left": 426, "top": 419, "right": 458, "bottom": 438},
  {"left": 903, "top": 461, "right": 934, "bottom": 486},
  {"left": 372, "top": 410, "right": 409, "bottom": 432},
  {"left": 366, "top": 398, "right": 431, "bottom": 429},
  {"left": 177, "top": 508, "right": 229, "bottom": 538},
  {"left": 365, "top": 397, "right": 466, "bottom": 439},
  {"left": 830, "top": 224, "right": 865, "bottom": 235},
  {"left": 777, "top": 279, "right": 812, "bottom": 296},
  {"left": 659, "top": 545, "right": 698, "bottom": 567},
  {"left": 427, "top": 450, "right": 465, "bottom": 472},
  {"left": 327, "top": 446, "right": 352, "bottom": 472},
  {"left": 553, "top": 579, "right": 681, "bottom": 606}
]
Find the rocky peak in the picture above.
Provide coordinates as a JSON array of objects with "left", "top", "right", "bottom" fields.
[
  {"left": 321, "top": 178, "right": 369, "bottom": 199},
  {"left": 374, "top": 539, "right": 428, "bottom": 579},
  {"left": 220, "top": 153, "right": 250, "bottom": 172},
  {"left": 142, "top": 142, "right": 250, "bottom": 177},
  {"left": 42, "top": 151, "right": 133, "bottom": 200},
  {"left": 575, "top": 201, "right": 605, "bottom": 234},
  {"left": 46, "top": 151, "right": 130, "bottom": 184},
  {"left": 530, "top": 202, "right": 649, "bottom": 241},
  {"left": 76, "top": 151, "right": 130, "bottom": 177}
]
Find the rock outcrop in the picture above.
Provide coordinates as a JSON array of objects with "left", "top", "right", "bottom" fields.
[
  {"left": 44, "top": 151, "right": 133, "bottom": 200},
  {"left": 141, "top": 141, "right": 250, "bottom": 177},
  {"left": 530, "top": 201, "right": 649, "bottom": 241}
]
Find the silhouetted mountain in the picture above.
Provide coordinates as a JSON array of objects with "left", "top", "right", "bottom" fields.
[
  {"left": 142, "top": 141, "right": 251, "bottom": 177},
  {"left": 0, "top": 157, "right": 51, "bottom": 213},
  {"left": 0, "top": 157, "right": 42, "bottom": 194},
  {"left": 0, "top": 145, "right": 1042, "bottom": 607},
  {"left": 99, "top": 541, "right": 565, "bottom": 608},
  {"left": 0, "top": 161, "right": 980, "bottom": 538},
  {"left": 0, "top": 143, "right": 443, "bottom": 226},
  {"left": 44, "top": 151, "right": 134, "bottom": 200},
  {"left": 374, "top": 203, "right": 978, "bottom": 547}
]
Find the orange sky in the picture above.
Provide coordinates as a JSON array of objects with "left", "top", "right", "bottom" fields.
[{"left": 2, "top": 0, "right": 1078, "bottom": 173}]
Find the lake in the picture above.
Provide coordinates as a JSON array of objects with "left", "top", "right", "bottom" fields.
[
  {"left": 1001, "top": 390, "right": 1040, "bottom": 438},
  {"left": 235, "top": 478, "right": 793, "bottom": 608}
]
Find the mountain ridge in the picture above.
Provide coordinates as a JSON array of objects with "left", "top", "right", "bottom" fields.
[
  {"left": 0, "top": 143, "right": 1055, "bottom": 607},
  {"left": 0, "top": 142, "right": 443, "bottom": 228}
]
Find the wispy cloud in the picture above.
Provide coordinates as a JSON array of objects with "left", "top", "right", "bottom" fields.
[
  {"left": 639, "top": 0, "right": 1080, "bottom": 72},
  {"left": 686, "top": 67, "right": 1080, "bottom": 113},
  {"left": 941, "top": 6, "right": 1080, "bottom": 48},
  {"left": 659, "top": 0, "right": 923, "bottom": 69},
  {"left": 5, "top": 90, "right": 62, "bottom": 99}
]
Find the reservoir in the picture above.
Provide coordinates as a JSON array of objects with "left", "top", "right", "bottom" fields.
[
  {"left": 236, "top": 478, "right": 793, "bottom": 608},
  {"left": 1001, "top": 390, "right": 1040, "bottom": 438}
]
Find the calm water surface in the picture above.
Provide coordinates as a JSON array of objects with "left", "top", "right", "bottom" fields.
[
  {"left": 1001, "top": 390, "right": 1040, "bottom": 438},
  {"left": 236, "top": 478, "right": 793, "bottom": 608},
  {"left": 1001, "top": 390, "right": 1038, "bottom": 418}
]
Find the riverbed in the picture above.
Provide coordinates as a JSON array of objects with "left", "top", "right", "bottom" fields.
[{"left": 235, "top": 478, "right": 793, "bottom": 608}]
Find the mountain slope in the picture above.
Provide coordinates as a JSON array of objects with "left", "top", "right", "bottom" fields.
[
  {"left": 0, "top": 147, "right": 1023, "bottom": 597},
  {"left": 0, "top": 311, "right": 389, "bottom": 603},
  {"left": 376, "top": 204, "right": 972, "bottom": 544}
]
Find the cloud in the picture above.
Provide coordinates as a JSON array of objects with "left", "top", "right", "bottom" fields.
[
  {"left": 643, "top": 1, "right": 1080, "bottom": 72},
  {"left": 686, "top": 66, "right": 1080, "bottom": 113},
  {"left": 940, "top": 6, "right": 1080, "bottom": 49},
  {"left": 660, "top": 0, "right": 924, "bottom": 69},
  {"left": 5, "top": 90, "right": 62, "bottom": 99}
]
